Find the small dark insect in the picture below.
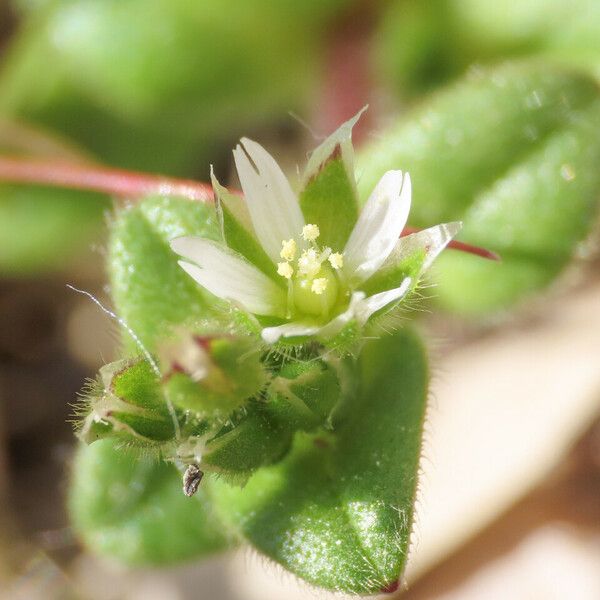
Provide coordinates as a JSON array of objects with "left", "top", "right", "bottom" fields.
[{"left": 182, "top": 464, "right": 204, "bottom": 497}]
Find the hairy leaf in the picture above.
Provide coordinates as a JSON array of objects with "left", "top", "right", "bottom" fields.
[
  {"left": 210, "top": 328, "right": 428, "bottom": 593},
  {"left": 359, "top": 63, "right": 600, "bottom": 314},
  {"left": 108, "top": 195, "right": 222, "bottom": 351},
  {"left": 69, "top": 439, "right": 232, "bottom": 565}
]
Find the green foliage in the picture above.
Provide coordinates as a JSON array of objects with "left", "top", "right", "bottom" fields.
[
  {"left": 359, "top": 63, "right": 600, "bottom": 314},
  {"left": 203, "top": 401, "right": 293, "bottom": 483},
  {"left": 69, "top": 439, "right": 232, "bottom": 565},
  {"left": 0, "top": 0, "right": 337, "bottom": 176},
  {"left": 375, "top": 0, "right": 600, "bottom": 98},
  {"left": 266, "top": 360, "right": 341, "bottom": 431},
  {"left": 0, "top": 184, "right": 106, "bottom": 275},
  {"left": 211, "top": 328, "right": 428, "bottom": 593}
]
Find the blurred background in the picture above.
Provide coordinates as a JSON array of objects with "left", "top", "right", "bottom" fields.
[{"left": 0, "top": 1, "right": 599, "bottom": 598}]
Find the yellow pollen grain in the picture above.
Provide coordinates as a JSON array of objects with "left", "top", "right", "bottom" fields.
[
  {"left": 311, "top": 278, "right": 328, "bottom": 295},
  {"left": 277, "top": 262, "right": 294, "bottom": 279},
  {"left": 328, "top": 252, "right": 344, "bottom": 270},
  {"left": 280, "top": 238, "right": 297, "bottom": 262},
  {"left": 302, "top": 224, "right": 320, "bottom": 242}
]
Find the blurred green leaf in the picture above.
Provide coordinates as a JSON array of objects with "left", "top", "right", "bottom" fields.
[
  {"left": 69, "top": 439, "right": 232, "bottom": 565},
  {"left": 108, "top": 195, "right": 222, "bottom": 351},
  {"left": 358, "top": 63, "right": 600, "bottom": 314},
  {"left": 211, "top": 328, "right": 428, "bottom": 594},
  {"left": 0, "top": 0, "right": 333, "bottom": 151},
  {"left": 375, "top": 0, "right": 600, "bottom": 98},
  {"left": 0, "top": 184, "right": 106, "bottom": 275}
]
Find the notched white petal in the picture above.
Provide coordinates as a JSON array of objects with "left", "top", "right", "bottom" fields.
[
  {"left": 233, "top": 139, "right": 305, "bottom": 263},
  {"left": 171, "top": 237, "right": 286, "bottom": 317},
  {"left": 343, "top": 170, "right": 411, "bottom": 285}
]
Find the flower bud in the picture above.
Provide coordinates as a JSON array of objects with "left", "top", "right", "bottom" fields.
[
  {"left": 159, "top": 332, "right": 266, "bottom": 418},
  {"left": 77, "top": 358, "right": 178, "bottom": 446}
]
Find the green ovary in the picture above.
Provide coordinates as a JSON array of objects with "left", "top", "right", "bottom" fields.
[{"left": 293, "top": 265, "right": 339, "bottom": 316}]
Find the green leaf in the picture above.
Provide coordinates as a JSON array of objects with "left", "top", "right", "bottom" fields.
[
  {"left": 210, "top": 328, "right": 428, "bottom": 593},
  {"left": 358, "top": 62, "right": 600, "bottom": 314},
  {"left": 0, "top": 184, "right": 106, "bottom": 275},
  {"left": 108, "top": 195, "right": 222, "bottom": 351},
  {"left": 203, "top": 401, "right": 293, "bottom": 484},
  {"left": 69, "top": 439, "right": 232, "bottom": 566},
  {"left": 300, "top": 113, "right": 361, "bottom": 250},
  {"left": 265, "top": 360, "right": 341, "bottom": 431},
  {"left": 13, "top": 0, "right": 320, "bottom": 133}
]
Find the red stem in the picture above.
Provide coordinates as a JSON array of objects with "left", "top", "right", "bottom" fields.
[
  {"left": 401, "top": 226, "right": 500, "bottom": 261},
  {"left": 0, "top": 156, "right": 214, "bottom": 202},
  {"left": 0, "top": 155, "right": 499, "bottom": 261}
]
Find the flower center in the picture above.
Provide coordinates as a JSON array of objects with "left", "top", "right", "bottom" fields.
[
  {"left": 276, "top": 224, "right": 344, "bottom": 318},
  {"left": 293, "top": 264, "right": 339, "bottom": 316}
]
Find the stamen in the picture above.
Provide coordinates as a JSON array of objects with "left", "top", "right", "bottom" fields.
[
  {"left": 297, "top": 248, "right": 321, "bottom": 278},
  {"left": 328, "top": 252, "right": 344, "bottom": 270},
  {"left": 277, "top": 262, "right": 294, "bottom": 279},
  {"left": 302, "top": 224, "right": 320, "bottom": 242},
  {"left": 280, "top": 238, "right": 297, "bottom": 262},
  {"left": 311, "top": 278, "right": 328, "bottom": 295}
]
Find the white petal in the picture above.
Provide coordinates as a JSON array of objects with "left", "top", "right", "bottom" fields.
[
  {"left": 233, "top": 139, "right": 305, "bottom": 263},
  {"left": 343, "top": 170, "right": 411, "bottom": 285},
  {"left": 171, "top": 237, "right": 286, "bottom": 317},
  {"left": 261, "top": 322, "right": 321, "bottom": 344},
  {"left": 398, "top": 222, "right": 462, "bottom": 272},
  {"left": 355, "top": 277, "right": 412, "bottom": 324}
]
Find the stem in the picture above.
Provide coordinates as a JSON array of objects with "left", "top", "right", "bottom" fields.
[
  {"left": 0, "top": 156, "right": 214, "bottom": 202},
  {"left": 401, "top": 226, "right": 500, "bottom": 261},
  {"left": 0, "top": 155, "right": 499, "bottom": 261}
]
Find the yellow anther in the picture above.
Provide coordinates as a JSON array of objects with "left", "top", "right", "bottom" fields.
[
  {"left": 311, "top": 278, "right": 328, "bottom": 295},
  {"left": 302, "top": 224, "right": 320, "bottom": 242},
  {"left": 280, "top": 238, "right": 297, "bottom": 262},
  {"left": 328, "top": 252, "right": 344, "bottom": 270},
  {"left": 277, "top": 262, "right": 294, "bottom": 279}
]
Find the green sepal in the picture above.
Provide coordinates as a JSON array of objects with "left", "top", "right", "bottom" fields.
[
  {"left": 212, "top": 171, "right": 279, "bottom": 280},
  {"left": 161, "top": 334, "right": 266, "bottom": 418},
  {"left": 361, "top": 223, "right": 462, "bottom": 297},
  {"left": 78, "top": 357, "right": 177, "bottom": 446},
  {"left": 299, "top": 112, "right": 362, "bottom": 250},
  {"left": 358, "top": 62, "right": 600, "bottom": 314},
  {"left": 265, "top": 360, "right": 341, "bottom": 431},
  {"left": 108, "top": 195, "right": 223, "bottom": 351},
  {"left": 202, "top": 401, "right": 293, "bottom": 484},
  {"left": 211, "top": 327, "right": 428, "bottom": 593},
  {"left": 69, "top": 439, "right": 233, "bottom": 566}
]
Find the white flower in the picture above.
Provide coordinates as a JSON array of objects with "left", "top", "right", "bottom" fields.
[{"left": 171, "top": 137, "right": 461, "bottom": 345}]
